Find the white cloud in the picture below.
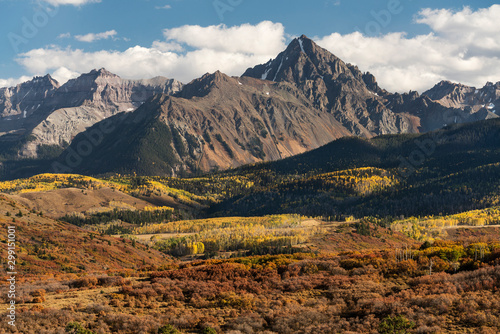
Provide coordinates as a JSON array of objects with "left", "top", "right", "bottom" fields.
[
  {"left": 57, "top": 32, "right": 71, "bottom": 39},
  {"left": 7, "top": 6, "right": 500, "bottom": 93},
  {"left": 151, "top": 41, "right": 184, "bottom": 52},
  {"left": 51, "top": 67, "right": 80, "bottom": 84},
  {"left": 14, "top": 22, "right": 286, "bottom": 84},
  {"left": 15, "top": 46, "right": 273, "bottom": 85},
  {"left": 315, "top": 5, "right": 500, "bottom": 92},
  {"left": 163, "top": 21, "right": 286, "bottom": 55},
  {"left": 75, "top": 30, "right": 118, "bottom": 43},
  {"left": 43, "top": 0, "right": 101, "bottom": 6},
  {"left": 0, "top": 75, "right": 33, "bottom": 89},
  {"left": 155, "top": 5, "right": 171, "bottom": 10}
]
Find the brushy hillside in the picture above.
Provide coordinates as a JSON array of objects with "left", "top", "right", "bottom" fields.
[
  {"left": 1, "top": 246, "right": 499, "bottom": 333},
  {"left": 0, "top": 194, "right": 170, "bottom": 276}
]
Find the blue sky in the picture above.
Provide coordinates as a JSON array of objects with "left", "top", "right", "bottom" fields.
[{"left": 1, "top": 0, "right": 499, "bottom": 92}]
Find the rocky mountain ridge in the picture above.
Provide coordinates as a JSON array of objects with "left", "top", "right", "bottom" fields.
[
  {"left": 1, "top": 35, "right": 499, "bottom": 178},
  {"left": 423, "top": 80, "right": 500, "bottom": 114},
  {"left": 243, "top": 35, "right": 418, "bottom": 136},
  {"left": 0, "top": 69, "right": 183, "bottom": 158},
  {"left": 54, "top": 72, "right": 352, "bottom": 175}
]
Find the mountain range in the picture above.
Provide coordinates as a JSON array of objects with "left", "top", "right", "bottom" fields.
[
  {"left": 0, "top": 35, "right": 498, "bottom": 178},
  {"left": 0, "top": 69, "right": 182, "bottom": 158}
]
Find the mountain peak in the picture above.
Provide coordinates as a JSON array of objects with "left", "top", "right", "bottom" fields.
[
  {"left": 437, "top": 80, "right": 464, "bottom": 88},
  {"left": 178, "top": 71, "right": 234, "bottom": 99},
  {"left": 210, "top": 70, "right": 227, "bottom": 82},
  {"left": 196, "top": 71, "right": 232, "bottom": 86},
  {"left": 242, "top": 34, "right": 347, "bottom": 85},
  {"left": 279, "top": 35, "right": 318, "bottom": 60},
  {"left": 26, "top": 74, "right": 60, "bottom": 89},
  {"left": 89, "top": 68, "right": 118, "bottom": 78},
  {"left": 423, "top": 80, "right": 475, "bottom": 102},
  {"left": 58, "top": 68, "right": 120, "bottom": 91}
]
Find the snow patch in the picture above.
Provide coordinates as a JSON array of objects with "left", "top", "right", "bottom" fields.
[
  {"left": 21, "top": 89, "right": 32, "bottom": 100},
  {"left": 487, "top": 103, "right": 495, "bottom": 110},
  {"left": 261, "top": 68, "right": 271, "bottom": 80},
  {"left": 298, "top": 38, "right": 305, "bottom": 53},
  {"left": 127, "top": 108, "right": 134, "bottom": 112},
  {"left": 273, "top": 56, "right": 284, "bottom": 81},
  {"left": 238, "top": 81, "right": 242, "bottom": 85}
]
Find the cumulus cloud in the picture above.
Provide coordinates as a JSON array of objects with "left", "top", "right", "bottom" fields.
[
  {"left": 0, "top": 75, "right": 33, "bottom": 89},
  {"left": 6, "top": 6, "right": 500, "bottom": 92},
  {"left": 51, "top": 67, "right": 80, "bottom": 84},
  {"left": 43, "top": 0, "right": 101, "bottom": 6},
  {"left": 14, "top": 21, "right": 286, "bottom": 84},
  {"left": 315, "top": 5, "right": 500, "bottom": 92},
  {"left": 163, "top": 21, "right": 286, "bottom": 55},
  {"left": 75, "top": 30, "right": 118, "bottom": 43}
]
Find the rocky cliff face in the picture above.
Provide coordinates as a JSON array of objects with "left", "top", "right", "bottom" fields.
[
  {"left": 57, "top": 72, "right": 352, "bottom": 175},
  {"left": 0, "top": 75, "right": 60, "bottom": 133},
  {"left": 243, "top": 35, "right": 419, "bottom": 137},
  {"left": 0, "top": 69, "right": 183, "bottom": 158},
  {"left": 3, "top": 35, "right": 500, "bottom": 177},
  {"left": 53, "top": 36, "right": 500, "bottom": 177},
  {"left": 244, "top": 36, "right": 497, "bottom": 134},
  {"left": 423, "top": 80, "right": 500, "bottom": 118},
  {"left": 46, "top": 68, "right": 182, "bottom": 114}
]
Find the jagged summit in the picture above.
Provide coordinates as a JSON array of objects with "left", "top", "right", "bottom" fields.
[
  {"left": 0, "top": 74, "right": 60, "bottom": 123},
  {"left": 1, "top": 36, "right": 499, "bottom": 178},
  {"left": 0, "top": 68, "right": 183, "bottom": 159},
  {"left": 243, "top": 35, "right": 351, "bottom": 85},
  {"left": 424, "top": 80, "right": 473, "bottom": 97},
  {"left": 423, "top": 80, "right": 500, "bottom": 112},
  {"left": 178, "top": 71, "right": 239, "bottom": 99},
  {"left": 86, "top": 67, "right": 119, "bottom": 79},
  {"left": 243, "top": 35, "right": 418, "bottom": 136},
  {"left": 29, "top": 74, "right": 60, "bottom": 88},
  {"left": 62, "top": 68, "right": 120, "bottom": 89}
]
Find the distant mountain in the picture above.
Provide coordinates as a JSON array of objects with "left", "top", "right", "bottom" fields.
[
  {"left": 1, "top": 35, "right": 500, "bottom": 179},
  {"left": 0, "top": 74, "right": 59, "bottom": 118},
  {"left": 423, "top": 80, "right": 500, "bottom": 114},
  {"left": 54, "top": 72, "right": 351, "bottom": 176},
  {"left": 243, "top": 35, "right": 495, "bottom": 135},
  {"left": 0, "top": 68, "right": 183, "bottom": 158},
  {"left": 0, "top": 74, "right": 59, "bottom": 132},
  {"left": 55, "top": 36, "right": 475, "bottom": 177},
  {"left": 243, "top": 35, "right": 419, "bottom": 136}
]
